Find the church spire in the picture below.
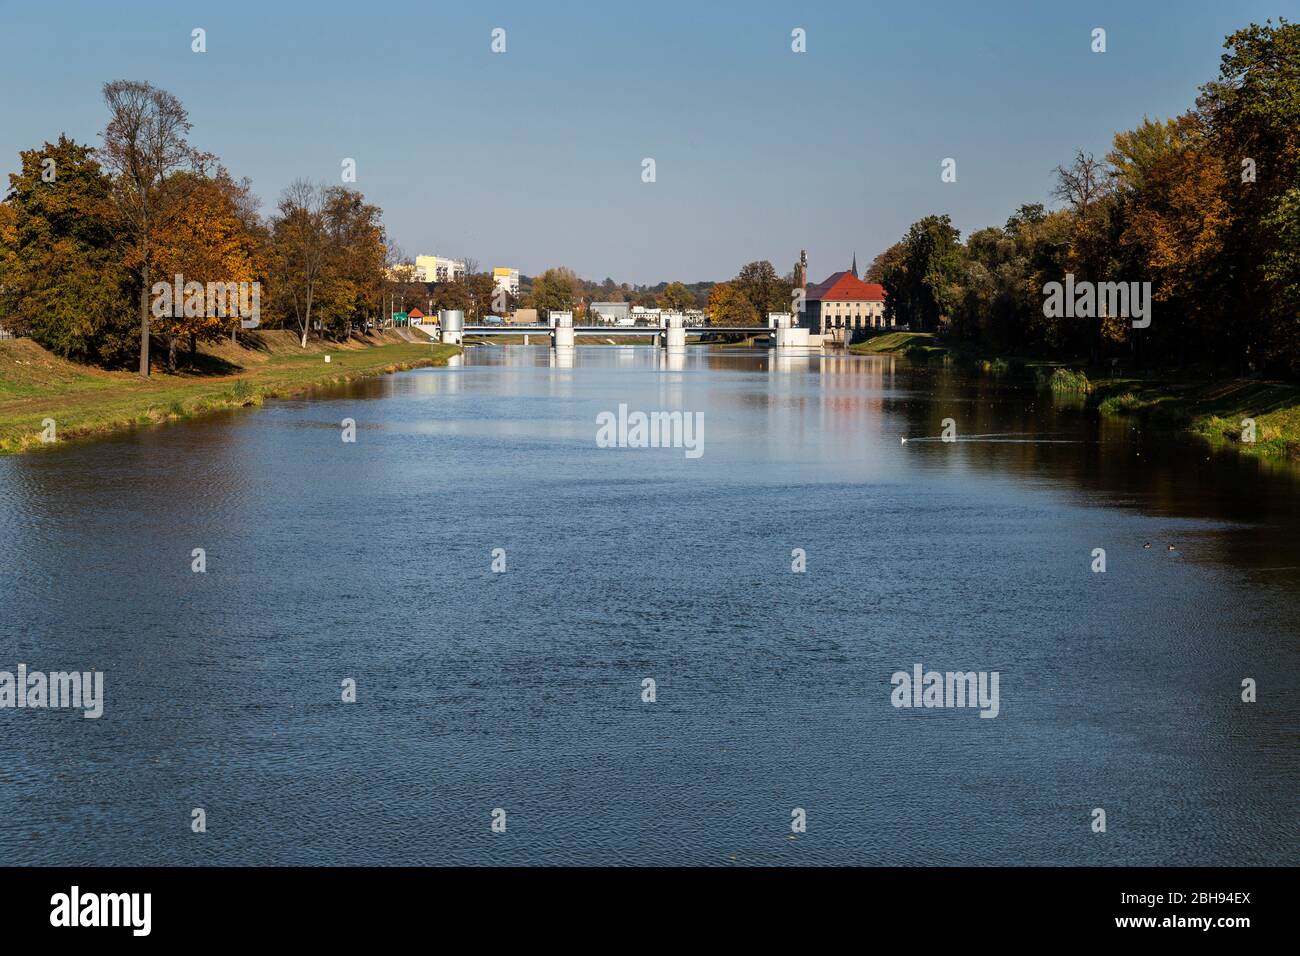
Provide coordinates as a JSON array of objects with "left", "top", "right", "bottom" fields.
[{"left": 851, "top": 252, "right": 858, "bottom": 278}]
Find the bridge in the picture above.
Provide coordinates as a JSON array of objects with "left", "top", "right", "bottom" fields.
[
  {"left": 460, "top": 325, "right": 764, "bottom": 337},
  {"left": 412, "top": 311, "right": 816, "bottom": 351}
]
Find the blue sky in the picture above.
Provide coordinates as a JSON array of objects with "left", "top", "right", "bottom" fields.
[{"left": 0, "top": 0, "right": 1289, "bottom": 284}]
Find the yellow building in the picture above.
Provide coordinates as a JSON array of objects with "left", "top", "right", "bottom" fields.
[{"left": 493, "top": 268, "right": 519, "bottom": 296}]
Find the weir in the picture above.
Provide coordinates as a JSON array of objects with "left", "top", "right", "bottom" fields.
[{"left": 443, "top": 312, "right": 815, "bottom": 350}]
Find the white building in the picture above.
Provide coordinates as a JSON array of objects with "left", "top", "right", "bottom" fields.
[
  {"left": 415, "top": 255, "right": 466, "bottom": 284},
  {"left": 493, "top": 268, "right": 519, "bottom": 296},
  {"left": 591, "top": 302, "right": 631, "bottom": 325}
]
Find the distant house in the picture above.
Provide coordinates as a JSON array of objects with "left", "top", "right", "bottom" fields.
[
  {"left": 407, "top": 307, "right": 428, "bottom": 325},
  {"left": 800, "top": 263, "right": 889, "bottom": 336}
]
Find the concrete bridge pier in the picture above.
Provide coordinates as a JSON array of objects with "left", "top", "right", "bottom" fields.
[
  {"left": 661, "top": 312, "right": 686, "bottom": 351},
  {"left": 551, "top": 311, "right": 575, "bottom": 350}
]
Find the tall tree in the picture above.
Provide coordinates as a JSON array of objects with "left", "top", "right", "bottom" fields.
[
  {"left": 315, "top": 186, "right": 385, "bottom": 338},
  {"left": 269, "top": 179, "right": 328, "bottom": 348},
  {"left": 1110, "top": 114, "right": 1229, "bottom": 364},
  {"left": 100, "top": 80, "right": 197, "bottom": 375},
  {"left": 1198, "top": 18, "right": 1300, "bottom": 374},
  {"left": 731, "top": 260, "right": 789, "bottom": 321},
  {"left": 884, "top": 215, "right": 963, "bottom": 332}
]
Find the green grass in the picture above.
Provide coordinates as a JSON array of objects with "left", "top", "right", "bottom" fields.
[
  {"left": 0, "top": 334, "right": 460, "bottom": 454},
  {"left": 847, "top": 329, "right": 1300, "bottom": 464},
  {"left": 1091, "top": 378, "right": 1300, "bottom": 462},
  {"left": 849, "top": 331, "right": 946, "bottom": 357}
]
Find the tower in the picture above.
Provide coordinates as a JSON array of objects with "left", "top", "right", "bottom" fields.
[{"left": 851, "top": 252, "right": 858, "bottom": 278}]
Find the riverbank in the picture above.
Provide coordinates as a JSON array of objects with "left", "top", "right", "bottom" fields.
[
  {"left": 849, "top": 331, "right": 1300, "bottom": 463},
  {"left": 1093, "top": 378, "right": 1300, "bottom": 462},
  {"left": 849, "top": 331, "right": 949, "bottom": 359},
  {"left": 0, "top": 331, "right": 460, "bottom": 454}
]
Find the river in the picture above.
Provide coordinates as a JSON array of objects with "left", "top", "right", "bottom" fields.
[{"left": 0, "top": 345, "right": 1295, "bottom": 865}]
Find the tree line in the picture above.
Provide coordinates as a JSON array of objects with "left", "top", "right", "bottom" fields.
[
  {"left": 0, "top": 80, "right": 490, "bottom": 373},
  {"left": 867, "top": 20, "right": 1298, "bottom": 378},
  {"left": 512, "top": 262, "right": 793, "bottom": 326}
]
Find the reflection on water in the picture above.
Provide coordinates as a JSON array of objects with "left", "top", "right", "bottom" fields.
[{"left": 0, "top": 345, "right": 1295, "bottom": 865}]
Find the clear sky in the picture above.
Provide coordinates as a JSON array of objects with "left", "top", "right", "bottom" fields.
[{"left": 0, "top": 0, "right": 1289, "bottom": 285}]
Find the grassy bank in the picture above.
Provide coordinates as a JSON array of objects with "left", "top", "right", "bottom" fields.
[
  {"left": 0, "top": 331, "right": 460, "bottom": 454},
  {"left": 848, "top": 330, "right": 1300, "bottom": 463},
  {"left": 1093, "top": 377, "right": 1300, "bottom": 462},
  {"left": 849, "top": 331, "right": 949, "bottom": 359}
]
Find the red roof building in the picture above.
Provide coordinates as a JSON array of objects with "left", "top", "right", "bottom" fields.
[{"left": 799, "top": 260, "right": 892, "bottom": 336}]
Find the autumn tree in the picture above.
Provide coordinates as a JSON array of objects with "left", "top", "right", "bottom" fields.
[
  {"left": 150, "top": 170, "right": 265, "bottom": 367},
  {"left": 269, "top": 180, "right": 328, "bottom": 347},
  {"left": 1109, "top": 114, "right": 1229, "bottom": 364},
  {"left": 100, "top": 80, "right": 198, "bottom": 375},
  {"left": 707, "top": 281, "right": 758, "bottom": 325},
  {"left": 865, "top": 243, "right": 905, "bottom": 284}
]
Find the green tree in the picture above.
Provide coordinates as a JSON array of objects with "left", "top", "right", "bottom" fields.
[
  {"left": 0, "top": 136, "right": 133, "bottom": 364},
  {"left": 885, "top": 215, "right": 963, "bottom": 332},
  {"left": 315, "top": 186, "right": 385, "bottom": 338},
  {"left": 659, "top": 281, "right": 694, "bottom": 313},
  {"left": 463, "top": 272, "right": 498, "bottom": 319},
  {"left": 1260, "top": 175, "right": 1300, "bottom": 374},
  {"left": 1198, "top": 18, "right": 1300, "bottom": 374},
  {"left": 430, "top": 278, "right": 471, "bottom": 314},
  {"left": 532, "top": 267, "right": 578, "bottom": 317},
  {"left": 731, "top": 260, "right": 789, "bottom": 321}
]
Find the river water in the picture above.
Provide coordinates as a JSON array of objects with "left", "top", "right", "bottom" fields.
[{"left": 0, "top": 346, "right": 1295, "bottom": 865}]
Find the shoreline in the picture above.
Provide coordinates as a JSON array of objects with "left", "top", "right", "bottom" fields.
[
  {"left": 850, "top": 332, "right": 1300, "bottom": 464},
  {"left": 0, "top": 333, "right": 461, "bottom": 455}
]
